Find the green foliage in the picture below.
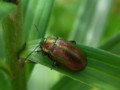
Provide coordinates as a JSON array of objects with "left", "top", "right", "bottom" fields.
[
  {"left": 0, "top": 2, "right": 16, "bottom": 20},
  {"left": 0, "top": 0, "right": 120, "bottom": 90},
  {"left": 22, "top": 39, "right": 120, "bottom": 90},
  {"left": 0, "top": 69, "right": 11, "bottom": 90},
  {"left": 100, "top": 33, "right": 120, "bottom": 55},
  {"left": 49, "top": 0, "right": 80, "bottom": 39}
]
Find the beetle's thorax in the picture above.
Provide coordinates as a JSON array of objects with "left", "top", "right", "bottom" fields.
[{"left": 40, "top": 37, "right": 56, "bottom": 53}]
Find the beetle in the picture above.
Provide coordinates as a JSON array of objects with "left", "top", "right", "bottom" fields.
[{"left": 39, "top": 36, "right": 87, "bottom": 71}]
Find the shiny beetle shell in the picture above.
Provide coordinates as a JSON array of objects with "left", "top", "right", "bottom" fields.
[{"left": 40, "top": 36, "right": 87, "bottom": 71}]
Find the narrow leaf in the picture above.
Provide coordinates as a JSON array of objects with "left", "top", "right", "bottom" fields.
[
  {"left": 23, "top": 0, "right": 55, "bottom": 40},
  {"left": 21, "top": 39, "right": 120, "bottom": 90},
  {"left": 100, "top": 33, "right": 120, "bottom": 55},
  {"left": 23, "top": 0, "right": 55, "bottom": 79},
  {"left": 51, "top": 33, "right": 120, "bottom": 90},
  {"left": 69, "top": 0, "right": 112, "bottom": 47}
]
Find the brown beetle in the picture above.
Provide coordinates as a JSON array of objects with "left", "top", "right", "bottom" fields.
[{"left": 40, "top": 36, "right": 87, "bottom": 71}]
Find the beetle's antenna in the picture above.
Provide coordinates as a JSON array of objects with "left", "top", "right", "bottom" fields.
[
  {"left": 25, "top": 24, "right": 43, "bottom": 62},
  {"left": 34, "top": 24, "right": 44, "bottom": 39},
  {"left": 25, "top": 45, "right": 40, "bottom": 62}
]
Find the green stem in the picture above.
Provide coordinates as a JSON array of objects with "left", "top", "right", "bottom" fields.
[{"left": 2, "top": 5, "right": 26, "bottom": 90}]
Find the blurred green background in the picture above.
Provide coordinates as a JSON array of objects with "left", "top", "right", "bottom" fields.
[{"left": 0, "top": 0, "right": 120, "bottom": 90}]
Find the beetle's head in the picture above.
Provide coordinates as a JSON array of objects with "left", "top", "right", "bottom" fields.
[{"left": 40, "top": 37, "right": 55, "bottom": 53}]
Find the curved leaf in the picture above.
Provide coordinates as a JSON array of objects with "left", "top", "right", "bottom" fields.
[
  {"left": 51, "top": 33, "right": 120, "bottom": 90},
  {"left": 22, "top": 39, "right": 120, "bottom": 90}
]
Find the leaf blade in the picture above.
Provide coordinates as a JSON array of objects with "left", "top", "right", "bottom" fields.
[{"left": 21, "top": 39, "right": 120, "bottom": 90}]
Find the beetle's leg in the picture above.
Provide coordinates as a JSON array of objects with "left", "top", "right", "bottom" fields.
[
  {"left": 69, "top": 40, "right": 76, "bottom": 44},
  {"left": 25, "top": 45, "right": 39, "bottom": 61},
  {"left": 51, "top": 61, "right": 59, "bottom": 70},
  {"left": 25, "top": 60, "right": 36, "bottom": 64},
  {"left": 36, "top": 50, "right": 41, "bottom": 53},
  {"left": 36, "top": 50, "right": 47, "bottom": 56}
]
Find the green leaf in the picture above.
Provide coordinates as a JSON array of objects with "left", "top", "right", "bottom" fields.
[
  {"left": 51, "top": 33, "right": 120, "bottom": 90},
  {"left": 27, "top": 64, "right": 60, "bottom": 90},
  {"left": 100, "top": 33, "right": 120, "bottom": 55},
  {"left": 23, "top": 0, "right": 55, "bottom": 40},
  {"left": 21, "top": 39, "right": 120, "bottom": 90},
  {"left": 51, "top": 77, "right": 91, "bottom": 90},
  {"left": 0, "top": 2, "right": 16, "bottom": 20},
  {"left": 23, "top": 0, "right": 55, "bottom": 79},
  {"left": 0, "top": 69, "right": 11, "bottom": 90},
  {"left": 69, "top": 0, "right": 112, "bottom": 47}
]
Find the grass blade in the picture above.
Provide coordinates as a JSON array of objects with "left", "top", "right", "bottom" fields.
[
  {"left": 69, "top": 0, "right": 112, "bottom": 47},
  {"left": 23, "top": 0, "right": 55, "bottom": 40},
  {"left": 100, "top": 33, "right": 120, "bottom": 55},
  {"left": 21, "top": 39, "right": 120, "bottom": 90},
  {"left": 51, "top": 33, "right": 120, "bottom": 90}
]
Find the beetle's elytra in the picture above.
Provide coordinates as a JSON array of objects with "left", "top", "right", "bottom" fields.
[{"left": 40, "top": 36, "right": 87, "bottom": 71}]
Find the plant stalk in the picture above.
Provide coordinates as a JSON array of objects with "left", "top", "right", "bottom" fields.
[{"left": 2, "top": 4, "right": 26, "bottom": 90}]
